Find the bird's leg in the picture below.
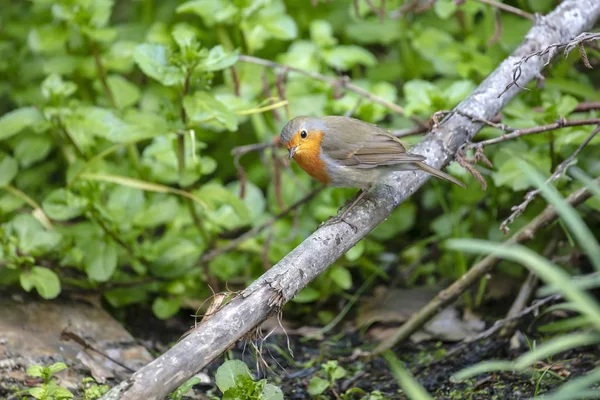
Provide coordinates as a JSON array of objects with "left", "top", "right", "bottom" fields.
[{"left": 328, "top": 188, "right": 370, "bottom": 232}]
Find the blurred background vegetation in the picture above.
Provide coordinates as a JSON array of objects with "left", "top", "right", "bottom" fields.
[{"left": 0, "top": 0, "right": 598, "bottom": 330}]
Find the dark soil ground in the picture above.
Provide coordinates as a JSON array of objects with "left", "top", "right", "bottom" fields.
[{"left": 123, "top": 305, "right": 600, "bottom": 400}]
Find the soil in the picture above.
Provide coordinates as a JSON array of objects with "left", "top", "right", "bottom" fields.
[{"left": 122, "top": 305, "right": 600, "bottom": 400}]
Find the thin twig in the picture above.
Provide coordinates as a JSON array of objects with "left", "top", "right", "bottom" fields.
[
  {"left": 438, "top": 294, "right": 562, "bottom": 361},
  {"left": 197, "top": 186, "right": 325, "bottom": 265},
  {"left": 499, "top": 32, "right": 600, "bottom": 98},
  {"left": 238, "top": 55, "right": 407, "bottom": 116},
  {"left": 91, "top": 41, "right": 116, "bottom": 109},
  {"left": 500, "top": 124, "right": 600, "bottom": 233},
  {"left": 467, "top": 118, "right": 600, "bottom": 149},
  {"left": 374, "top": 179, "right": 599, "bottom": 353},
  {"left": 473, "top": 0, "right": 534, "bottom": 20}
]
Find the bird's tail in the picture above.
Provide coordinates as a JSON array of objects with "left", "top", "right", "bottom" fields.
[{"left": 417, "top": 162, "right": 466, "bottom": 188}]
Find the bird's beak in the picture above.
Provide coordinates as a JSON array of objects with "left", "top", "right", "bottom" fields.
[{"left": 288, "top": 146, "right": 298, "bottom": 159}]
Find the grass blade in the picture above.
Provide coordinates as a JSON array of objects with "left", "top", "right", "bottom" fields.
[
  {"left": 383, "top": 351, "right": 433, "bottom": 400},
  {"left": 519, "top": 161, "right": 600, "bottom": 271}
]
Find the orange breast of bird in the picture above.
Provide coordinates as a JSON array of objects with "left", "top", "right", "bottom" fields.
[{"left": 293, "top": 131, "right": 331, "bottom": 185}]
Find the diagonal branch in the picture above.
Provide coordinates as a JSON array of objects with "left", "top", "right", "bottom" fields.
[{"left": 100, "top": 1, "right": 600, "bottom": 399}]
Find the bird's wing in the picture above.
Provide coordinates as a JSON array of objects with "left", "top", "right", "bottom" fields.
[{"left": 320, "top": 117, "right": 425, "bottom": 169}]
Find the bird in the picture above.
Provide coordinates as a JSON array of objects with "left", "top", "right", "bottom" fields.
[{"left": 279, "top": 115, "right": 465, "bottom": 222}]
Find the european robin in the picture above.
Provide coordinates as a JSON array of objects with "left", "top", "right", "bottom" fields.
[{"left": 280, "top": 115, "right": 465, "bottom": 220}]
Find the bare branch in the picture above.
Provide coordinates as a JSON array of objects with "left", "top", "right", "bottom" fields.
[{"left": 473, "top": 0, "right": 534, "bottom": 20}]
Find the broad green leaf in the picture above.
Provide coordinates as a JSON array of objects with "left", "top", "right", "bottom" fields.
[
  {"left": 150, "top": 237, "right": 202, "bottom": 278},
  {"left": 28, "top": 25, "right": 69, "bottom": 53},
  {"left": 0, "top": 154, "right": 18, "bottom": 187},
  {"left": 83, "top": 237, "right": 119, "bottom": 282},
  {"left": 330, "top": 266, "right": 353, "bottom": 290},
  {"left": 41, "top": 74, "right": 77, "bottom": 100},
  {"left": 307, "top": 377, "right": 329, "bottom": 396},
  {"left": 261, "top": 383, "right": 284, "bottom": 400},
  {"left": 434, "top": 0, "right": 458, "bottom": 19},
  {"left": 370, "top": 202, "right": 416, "bottom": 240},
  {"left": 14, "top": 135, "right": 53, "bottom": 167},
  {"left": 133, "top": 196, "right": 180, "bottom": 228},
  {"left": 19, "top": 266, "right": 61, "bottom": 299},
  {"left": 48, "top": 362, "right": 68, "bottom": 374},
  {"left": 322, "top": 45, "right": 377, "bottom": 71},
  {"left": 106, "top": 75, "right": 140, "bottom": 109},
  {"left": 171, "top": 23, "right": 200, "bottom": 50},
  {"left": 215, "top": 360, "right": 252, "bottom": 393},
  {"left": 345, "top": 18, "right": 403, "bottom": 45},
  {"left": 292, "top": 286, "right": 320, "bottom": 303},
  {"left": 183, "top": 91, "right": 237, "bottom": 131},
  {"left": 345, "top": 241, "right": 365, "bottom": 262},
  {"left": 133, "top": 43, "right": 185, "bottom": 87},
  {"left": 152, "top": 296, "right": 181, "bottom": 319},
  {"left": 0, "top": 107, "right": 44, "bottom": 140},
  {"left": 310, "top": 20, "right": 337, "bottom": 48},
  {"left": 8, "top": 214, "right": 61, "bottom": 256},
  {"left": 200, "top": 46, "right": 239, "bottom": 72},
  {"left": 176, "top": 0, "right": 239, "bottom": 26},
  {"left": 42, "top": 189, "right": 89, "bottom": 221},
  {"left": 107, "top": 186, "right": 145, "bottom": 224}
]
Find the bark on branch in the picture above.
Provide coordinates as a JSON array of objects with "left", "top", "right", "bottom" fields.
[{"left": 100, "top": 1, "right": 600, "bottom": 398}]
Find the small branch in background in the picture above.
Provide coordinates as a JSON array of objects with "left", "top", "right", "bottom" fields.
[
  {"left": 275, "top": 69, "right": 290, "bottom": 120},
  {"left": 353, "top": 0, "right": 360, "bottom": 18},
  {"left": 435, "top": 294, "right": 562, "bottom": 362},
  {"left": 91, "top": 41, "right": 116, "bottom": 109},
  {"left": 365, "top": 0, "right": 385, "bottom": 21},
  {"left": 499, "top": 124, "right": 600, "bottom": 233},
  {"left": 61, "top": 329, "right": 135, "bottom": 373},
  {"left": 231, "top": 66, "right": 240, "bottom": 97},
  {"left": 390, "top": 0, "right": 435, "bottom": 18},
  {"left": 261, "top": 70, "right": 280, "bottom": 122},
  {"left": 2, "top": 186, "right": 53, "bottom": 230},
  {"left": 499, "top": 32, "right": 600, "bottom": 98},
  {"left": 373, "top": 179, "right": 599, "bottom": 354},
  {"left": 472, "top": 0, "right": 534, "bottom": 20},
  {"left": 197, "top": 186, "right": 324, "bottom": 265},
  {"left": 486, "top": 9, "right": 503, "bottom": 47},
  {"left": 499, "top": 237, "right": 558, "bottom": 337},
  {"left": 466, "top": 118, "right": 600, "bottom": 149},
  {"left": 271, "top": 150, "right": 285, "bottom": 210},
  {"left": 238, "top": 55, "right": 407, "bottom": 116}
]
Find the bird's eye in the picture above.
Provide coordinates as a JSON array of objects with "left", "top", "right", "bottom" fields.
[{"left": 300, "top": 129, "right": 308, "bottom": 139}]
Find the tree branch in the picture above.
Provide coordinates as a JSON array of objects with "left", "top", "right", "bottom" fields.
[{"left": 100, "top": 1, "right": 600, "bottom": 398}]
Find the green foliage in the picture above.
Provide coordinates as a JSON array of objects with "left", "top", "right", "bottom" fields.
[
  {"left": 447, "top": 166, "right": 600, "bottom": 398},
  {"left": 214, "top": 359, "right": 283, "bottom": 400},
  {"left": 307, "top": 360, "right": 347, "bottom": 396},
  {"left": 24, "top": 362, "right": 74, "bottom": 400},
  {"left": 0, "top": 0, "right": 598, "bottom": 330}
]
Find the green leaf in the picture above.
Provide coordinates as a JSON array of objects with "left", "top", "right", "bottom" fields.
[
  {"left": 330, "top": 266, "right": 353, "bottom": 290},
  {"left": 261, "top": 383, "right": 284, "bottom": 400},
  {"left": 171, "top": 23, "right": 200, "bottom": 50},
  {"left": 133, "top": 196, "right": 180, "bottom": 228},
  {"left": 215, "top": 360, "right": 253, "bottom": 393},
  {"left": 8, "top": 214, "right": 61, "bottom": 256},
  {"left": 133, "top": 44, "right": 185, "bottom": 87},
  {"left": 200, "top": 46, "right": 239, "bottom": 72},
  {"left": 346, "top": 18, "right": 403, "bottom": 45},
  {"left": 170, "top": 377, "right": 202, "bottom": 400},
  {"left": 41, "top": 74, "right": 77, "bottom": 100},
  {"left": 292, "top": 286, "right": 320, "bottom": 303},
  {"left": 434, "top": 0, "right": 458, "bottom": 19},
  {"left": 152, "top": 296, "right": 182, "bottom": 320},
  {"left": 14, "top": 135, "right": 53, "bottom": 168},
  {"left": 20, "top": 266, "right": 61, "bottom": 299},
  {"left": 0, "top": 107, "right": 44, "bottom": 140},
  {"left": 345, "top": 240, "right": 365, "bottom": 262},
  {"left": 0, "top": 154, "right": 18, "bottom": 187},
  {"left": 28, "top": 25, "right": 69, "bottom": 54},
  {"left": 47, "top": 362, "right": 68, "bottom": 375},
  {"left": 106, "top": 75, "right": 140, "bottom": 109},
  {"left": 307, "top": 377, "right": 330, "bottom": 396},
  {"left": 310, "top": 20, "right": 337, "bottom": 48},
  {"left": 83, "top": 237, "right": 119, "bottom": 282},
  {"left": 150, "top": 237, "right": 203, "bottom": 278},
  {"left": 183, "top": 91, "right": 237, "bottom": 131},
  {"left": 42, "top": 189, "right": 89, "bottom": 221},
  {"left": 384, "top": 352, "right": 433, "bottom": 400},
  {"left": 176, "top": 0, "right": 239, "bottom": 26},
  {"left": 26, "top": 365, "right": 44, "bottom": 378},
  {"left": 106, "top": 186, "right": 145, "bottom": 225},
  {"left": 322, "top": 45, "right": 377, "bottom": 71},
  {"left": 370, "top": 202, "right": 416, "bottom": 240}
]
